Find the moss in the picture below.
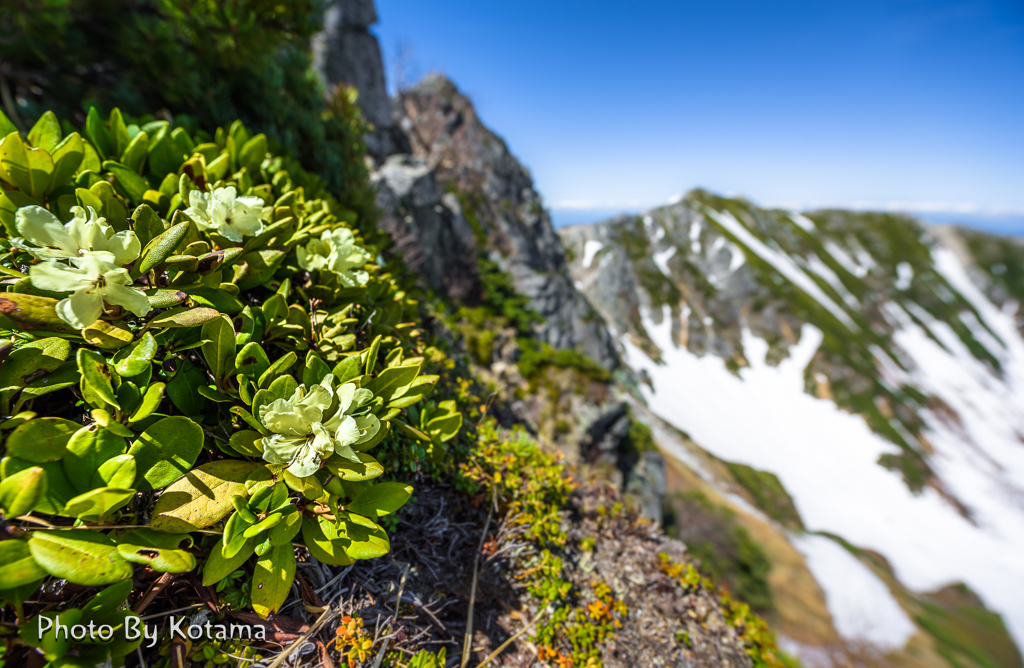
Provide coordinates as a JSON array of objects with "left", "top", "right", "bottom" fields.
[
  {"left": 663, "top": 491, "right": 774, "bottom": 614},
  {"left": 723, "top": 461, "right": 804, "bottom": 530},
  {"left": 516, "top": 337, "right": 611, "bottom": 384},
  {"left": 915, "top": 583, "right": 1024, "bottom": 668}
]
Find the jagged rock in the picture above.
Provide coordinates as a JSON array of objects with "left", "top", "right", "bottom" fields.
[
  {"left": 312, "top": 0, "right": 407, "bottom": 160},
  {"left": 373, "top": 155, "right": 480, "bottom": 302},
  {"left": 394, "top": 74, "right": 620, "bottom": 371}
]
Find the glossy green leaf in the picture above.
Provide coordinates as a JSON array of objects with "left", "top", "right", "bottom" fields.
[
  {"left": 201, "top": 314, "right": 235, "bottom": 381},
  {"left": 112, "top": 332, "right": 158, "bottom": 377},
  {"left": 0, "top": 293, "right": 75, "bottom": 334},
  {"left": 0, "top": 457, "right": 76, "bottom": 515},
  {"left": 63, "top": 487, "right": 134, "bottom": 522},
  {"left": 364, "top": 334, "right": 381, "bottom": 375},
  {"left": 136, "top": 221, "right": 189, "bottom": 276},
  {"left": 347, "top": 481, "right": 413, "bottom": 518},
  {"left": 120, "top": 130, "right": 149, "bottom": 173},
  {"left": 235, "top": 342, "right": 270, "bottom": 382},
  {"left": 5, "top": 417, "right": 78, "bottom": 463},
  {"left": 28, "top": 530, "right": 133, "bottom": 586},
  {"left": 93, "top": 454, "right": 137, "bottom": 489},
  {"left": 63, "top": 424, "right": 127, "bottom": 493},
  {"left": 258, "top": 350, "right": 297, "bottom": 389},
  {"left": 238, "top": 134, "right": 267, "bottom": 174},
  {"left": 84, "top": 107, "right": 113, "bottom": 158},
  {"left": 127, "top": 416, "right": 203, "bottom": 491},
  {"left": 150, "top": 459, "right": 257, "bottom": 532},
  {"left": 131, "top": 202, "right": 165, "bottom": 249},
  {"left": 242, "top": 512, "right": 283, "bottom": 539},
  {"left": 128, "top": 382, "right": 165, "bottom": 423},
  {"left": 27, "top": 111, "right": 61, "bottom": 152},
  {"left": 251, "top": 543, "right": 295, "bottom": 618},
  {"left": 201, "top": 535, "right": 256, "bottom": 586},
  {"left": 0, "top": 539, "right": 48, "bottom": 589},
  {"left": 301, "top": 515, "right": 353, "bottom": 566},
  {"left": 108, "top": 108, "right": 130, "bottom": 157},
  {"left": 148, "top": 305, "right": 220, "bottom": 328},
  {"left": 332, "top": 355, "right": 363, "bottom": 384},
  {"left": 341, "top": 512, "right": 391, "bottom": 559},
  {"left": 115, "top": 529, "right": 196, "bottom": 573},
  {"left": 77, "top": 348, "right": 120, "bottom": 409},
  {"left": 365, "top": 362, "right": 421, "bottom": 402},
  {"left": 0, "top": 466, "right": 47, "bottom": 517},
  {"left": 387, "top": 375, "right": 438, "bottom": 409},
  {"left": 302, "top": 351, "right": 331, "bottom": 387},
  {"left": 268, "top": 509, "right": 302, "bottom": 546},
  {"left": 325, "top": 451, "right": 383, "bottom": 482},
  {"left": 49, "top": 132, "right": 85, "bottom": 192},
  {"left": 228, "top": 430, "right": 263, "bottom": 457},
  {"left": 103, "top": 160, "right": 149, "bottom": 204}
]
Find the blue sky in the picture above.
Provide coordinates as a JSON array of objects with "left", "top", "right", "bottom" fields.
[{"left": 374, "top": 1, "right": 1024, "bottom": 232}]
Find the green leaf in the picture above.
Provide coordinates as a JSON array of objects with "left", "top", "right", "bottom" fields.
[
  {"left": 236, "top": 249, "right": 284, "bottom": 291},
  {"left": 201, "top": 314, "right": 235, "bottom": 381},
  {"left": 242, "top": 512, "right": 283, "bottom": 539},
  {"left": 0, "top": 466, "right": 47, "bottom": 517},
  {"left": 342, "top": 512, "right": 391, "bottom": 559},
  {"left": 148, "top": 305, "right": 220, "bottom": 328},
  {"left": 0, "top": 457, "right": 76, "bottom": 515},
  {"left": 364, "top": 335, "right": 382, "bottom": 375},
  {"left": 103, "top": 160, "right": 149, "bottom": 204},
  {"left": 81, "top": 579, "right": 133, "bottom": 620},
  {"left": 426, "top": 407, "right": 463, "bottom": 443},
  {"left": 89, "top": 179, "right": 127, "bottom": 227},
  {"left": 0, "top": 293, "right": 75, "bottom": 334},
  {"left": 202, "top": 535, "right": 256, "bottom": 586},
  {"left": 128, "top": 382, "right": 165, "bottom": 423},
  {"left": 115, "top": 529, "right": 196, "bottom": 573},
  {"left": 251, "top": 542, "right": 296, "bottom": 618},
  {"left": 21, "top": 608, "right": 81, "bottom": 661},
  {"left": 1, "top": 132, "right": 52, "bottom": 198},
  {"left": 92, "top": 454, "right": 137, "bottom": 489},
  {"left": 354, "top": 420, "right": 390, "bottom": 453},
  {"left": 222, "top": 511, "right": 250, "bottom": 559},
  {"left": 239, "top": 134, "right": 267, "bottom": 174},
  {"left": 82, "top": 320, "right": 134, "bottom": 350},
  {"left": 120, "top": 130, "right": 149, "bottom": 173},
  {"left": 136, "top": 221, "right": 189, "bottom": 276},
  {"left": 63, "top": 487, "right": 134, "bottom": 522},
  {"left": 235, "top": 342, "right": 270, "bottom": 381},
  {"left": 186, "top": 286, "right": 244, "bottom": 315},
  {"left": 301, "top": 515, "right": 353, "bottom": 566},
  {"left": 332, "top": 355, "right": 363, "bottom": 384},
  {"left": 325, "top": 451, "right": 383, "bottom": 482},
  {"left": 387, "top": 375, "right": 438, "bottom": 409},
  {"left": 28, "top": 111, "right": 62, "bottom": 152},
  {"left": 258, "top": 350, "right": 297, "bottom": 389},
  {"left": 127, "top": 416, "right": 203, "bottom": 491},
  {"left": 267, "top": 374, "right": 298, "bottom": 400},
  {"left": 269, "top": 509, "right": 302, "bottom": 546},
  {"left": 112, "top": 332, "right": 158, "bottom": 377},
  {"left": 49, "top": 132, "right": 84, "bottom": 192},
  {"left": 0, "top": 539, "right": 47, "bottom": 589},
  {"left": 0, "top": 189, "right": 39, "bottom": 236},
  {"left": 84, "top": 107, "right": 113, "bottom": 159},
  {"left": 0, "top": 108, "right": 16, "bottom": 137},
  {"left": 28, "top": 530, "right": 133, "bottom": 586},
  {"left": 5, "top": 417, "right": 78, "bottom": 463},
  {"left": 108, "top": 108, "right": 130, "bottom": 157},
  {"left": 228, "top": 430, "right": 263, "bottom": 457},
  {"left": 147, "top": 132, "right": 186, "bottom": 179},
  {"left": 165, "top": 360, "right": 208, "bottom": 418},
  {"left": 131, "top": 203, "right": 165, "bottom": 249},
  {"left": 63, "top": 424, "right": 127, "bottom": 493},
  {"left": 150, "top": 459, "right": 258, "bottom": 532},
  {"left": 230, "top": 405, "right": 269, "bottom": 436},
  {"left": 77, "top": 348, "right": 120, "bottom": 409},
  {"left": 347, "top": 481, "right": 413, "bottom": 518},
  {"left": 365, "top": 362, "right": 421, "bottom": 403},
  {"left": 302, "top": 351, "right": 331, "bottom": 387}
]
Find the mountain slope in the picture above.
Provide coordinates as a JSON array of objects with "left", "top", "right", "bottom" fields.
[{"left": 560, "top": 191, "right": 1024, "bottom": 665}]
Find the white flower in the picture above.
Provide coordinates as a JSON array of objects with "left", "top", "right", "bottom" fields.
[
  {"left": 296, "top": 228, "right": 371, "bottom": 287},
  {"left": 258, "top": 374, "right": 373, "bottom": 477},
  {"left": 185, "top": 186, "right": 265, "bottom": 243},
  {"left": 13, "top": 205, "right": 140, "bottom": 264},
  {"left": 30, "top": 253, "right": 152, "bottom": 329}
]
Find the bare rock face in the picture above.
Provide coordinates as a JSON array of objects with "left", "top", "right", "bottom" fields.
[
  {"left": 394, "top": 74, "right": 620, "bottom": 371},
  {"left": 312, "top": 0, "right": 407, "bottom": 160}
]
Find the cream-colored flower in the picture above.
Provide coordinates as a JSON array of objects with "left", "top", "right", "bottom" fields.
[
  {"left": 30, "top": 253, "right": 151, "bottom": 329},
  {"left": 185, "top": 186, "right": 264, "bottom": 242},
  {"left": 258, "top": 374, "right": 373, "bottom": 477},
  {"left": 13, "top": 205, "right": 140, "bottom": 264},
  {"left": 296, "top": 228, "right": 371, "bottom": 287}
]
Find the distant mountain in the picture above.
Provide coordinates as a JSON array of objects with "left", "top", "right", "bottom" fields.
[{"left": 559, "top": 191, "right": 1024, "bottom": 667}]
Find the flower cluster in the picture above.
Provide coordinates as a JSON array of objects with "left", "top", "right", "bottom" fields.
[
  {"left": 14, "top": 205, "right": 150, "bottom": 329},
  {"left": 297, "top": 227, "right": 371, "bottom": 287},
  {"left": 185, "top": 185, "right": 265, "bottom": 242},
  {"left": 258, "top": 374, "right": 375, "bottom": 477}
]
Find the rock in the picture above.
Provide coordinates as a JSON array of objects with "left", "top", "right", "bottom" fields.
[
  {"left": 394, "top": 74, "right": 620, "bottom": 371},
  {"left": 312, "top": 0, "right": 407, "bottom": 161},
  {"left": 373, "top": 155, "right": 481, "bottom": 302}
]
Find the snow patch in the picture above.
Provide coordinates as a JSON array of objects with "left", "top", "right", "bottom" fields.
[
  {"left": 790, "top": 212, "right": 817, "bottom": 232},
  {"left": 792, "top": 534, "right": 916, "bottom": 650},
  {"left": 582, "top": 240, "right": 604, "bottom": 269},
  {"left": 653, "top": 246, "right": 676, "bottom": 277},
  {"left": 622, "top": 301, "right": 1024, "bottom": 648},
  {"left": 704, "top": 208, "right": 857, "bottom": 330},
  {"left": 896, "top": 263, "right": 914, "bottom": 290}
]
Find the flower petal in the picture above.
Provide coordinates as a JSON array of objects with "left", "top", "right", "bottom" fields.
[
  {"left": 105, "top": 231, "right": 142, "bottom": 265},
  {"left": 286, "top": 443, "right": 323, "bottom": 478},
  {"left": 333, "top": 415, "right": 361, "bottom": 451},
  {"left": 101, "top": 278, "right": 152, "bottom": 317},
  {"left": 29, "top": 260, "right": 90, "bottom": 293},
  {"left": 15, "top": 206, "right": 77, "bottom": 257},
  {"left": 56, "top": 289, "right": 103, "bottom": 330},
  {"left": 261, "top": 435, "right": 304, "bottom": 465}
]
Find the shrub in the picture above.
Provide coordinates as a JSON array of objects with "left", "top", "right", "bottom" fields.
[{"left": 0, "top": 106, "right": 461, "bottom": 664}]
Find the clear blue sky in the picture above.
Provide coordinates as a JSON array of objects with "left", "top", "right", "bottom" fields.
[{"left": 374, "top": 1, "right": 1024, "bottom": 232}]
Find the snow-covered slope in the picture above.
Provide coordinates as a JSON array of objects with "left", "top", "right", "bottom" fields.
[{"left": 560, "top": 190, "right": 1024, "bottom": 667}]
